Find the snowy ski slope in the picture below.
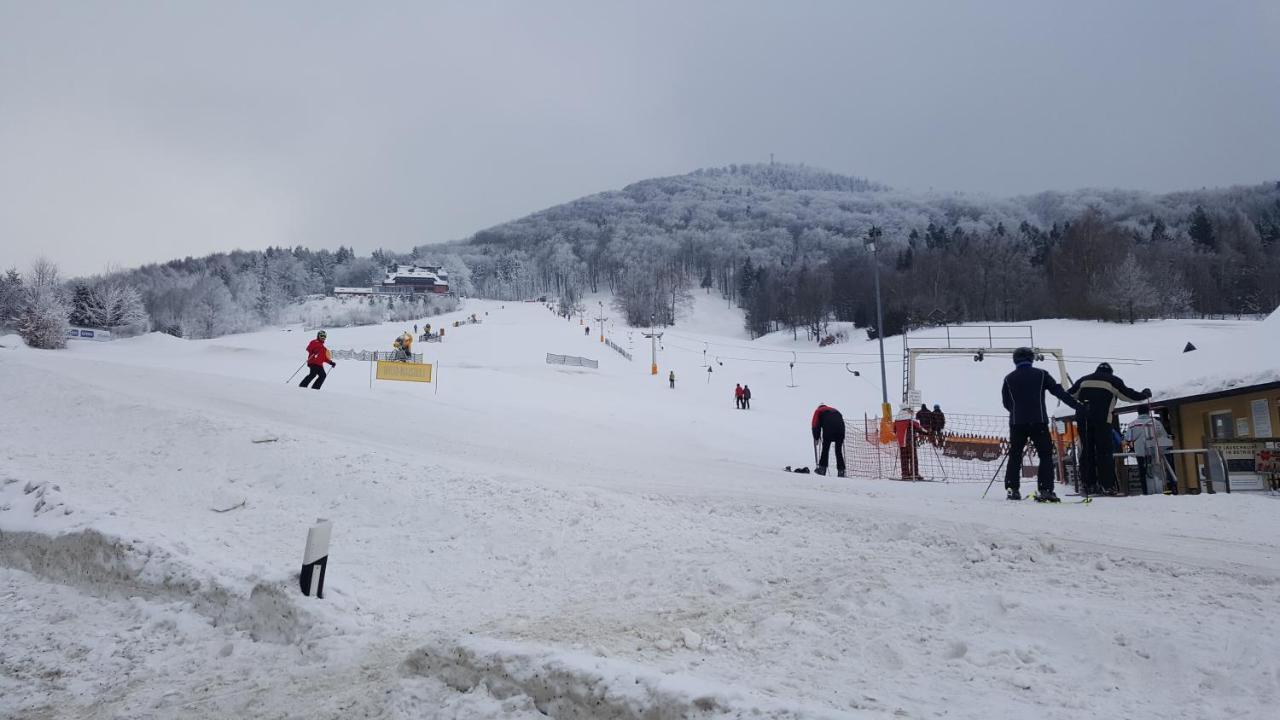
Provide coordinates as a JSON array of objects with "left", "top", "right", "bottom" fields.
[{"left": 1, "top": 298, "right": 1278, "bottom": 719}]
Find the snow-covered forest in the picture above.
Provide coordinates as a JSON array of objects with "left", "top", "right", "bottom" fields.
[
  {"left": 4, "top": 164, "right": 1278, "bottom": 346},
  {"left": 424, "top": 164, "right": 1280, "bottom": 337},
  {"left": 0, "top": 247, "right": 464, "bottom": 346}
]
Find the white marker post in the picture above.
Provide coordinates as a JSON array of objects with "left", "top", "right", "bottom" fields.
[{"left": 300, "top": 518, "right": 333, "bottom": 599}]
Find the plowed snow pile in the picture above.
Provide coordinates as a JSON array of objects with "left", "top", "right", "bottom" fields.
[{"left": 2, "top": 299, "right": 1278, "bottom": 719}]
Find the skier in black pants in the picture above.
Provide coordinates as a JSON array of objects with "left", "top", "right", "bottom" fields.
[
  {"left": 1068, "top": 362, "right": 1150, "bottom": 495},
  {"left": 811, "top": 404, "right": 846, "bottom": 477},
  {"left": 1001, "top": 347, "right": 1083, "bottom": 501},
  {"left": 300, "top": 330, "right": 336, "bottom": 390}
]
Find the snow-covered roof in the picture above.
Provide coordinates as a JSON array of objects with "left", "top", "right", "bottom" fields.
[
  {"left": 1146, "top": 307, "right": 1280, "bottom": 402},
  {"left": 383, "top": 265, "right": 448, "bottom": 284}
]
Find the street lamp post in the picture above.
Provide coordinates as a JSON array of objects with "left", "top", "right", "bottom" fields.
[{"left": 868, "top": 226, "right": 893, "bottom": 442}]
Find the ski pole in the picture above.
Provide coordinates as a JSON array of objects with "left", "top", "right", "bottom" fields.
[
  {"left": 286, "top": 362, "right": 306, "bottom": 384},
  {"left": 982, "top": 453, "right": 1009, "bottom": 499}
]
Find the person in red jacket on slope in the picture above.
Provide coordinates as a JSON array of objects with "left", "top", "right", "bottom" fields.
[
  {"left": 300, "top": 330, "right": 336, "bottom": 389},
  {"left": 893, "top": 408, "right": 926, "bottom": 480}
]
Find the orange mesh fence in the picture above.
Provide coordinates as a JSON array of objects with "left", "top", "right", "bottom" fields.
[{"left": 843, "top": 412, "right": 1058, "bottom": 483}]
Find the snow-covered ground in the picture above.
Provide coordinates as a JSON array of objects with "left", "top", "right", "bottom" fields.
[{"left": 2, "top": 299, "right": 1278, "bottom": 719}]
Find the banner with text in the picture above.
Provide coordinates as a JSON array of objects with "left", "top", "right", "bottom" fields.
[{"left": 375, "top": 361, "right": 433, "bottom": 383}]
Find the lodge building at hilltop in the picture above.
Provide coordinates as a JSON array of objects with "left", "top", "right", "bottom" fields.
[{"left": 334, "top": 264, "right": 451, "bottom": 297}]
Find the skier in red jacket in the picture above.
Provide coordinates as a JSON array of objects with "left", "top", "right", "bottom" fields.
[
  {"left": 893, "top": 409, "right": 926, "bottom": 480},
  {"left": 299, "top": 330, "right": 336, "bottom": 389}
]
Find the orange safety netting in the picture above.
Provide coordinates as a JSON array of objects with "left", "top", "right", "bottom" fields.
[{"left": 843, "top": 412, "right": 1065, "bottom": 483}]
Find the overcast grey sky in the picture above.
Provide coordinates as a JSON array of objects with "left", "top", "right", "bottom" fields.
[{"left": 2, "top": 1, "right": 1277, "bottom": 276}]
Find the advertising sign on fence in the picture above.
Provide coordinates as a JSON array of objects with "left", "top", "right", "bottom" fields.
[
  {"left": 942, "top": 436, "right": 1003, "bottom": 462},
  {"left": 375, "top": 360, "right": 432, "bottom": 383},
  {"left": 66, "top": 327, "right": 112, "bottom": 341}
]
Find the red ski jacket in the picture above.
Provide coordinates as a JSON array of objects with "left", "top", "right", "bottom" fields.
[
  {"left": 811, "top": 405, "right": 844, "bottom": 442},
  {"left": 306, "top": 339, "right": 332, "bottom": 366},
  {"left": 735, "top": 386, "right": 744, "bottom": 398},
  {"left": 893, "top": 418, "right": 925, "bottom": 448}
]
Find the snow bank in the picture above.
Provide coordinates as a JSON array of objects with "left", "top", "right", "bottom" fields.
[
  {"left": 0, "top": 526, "right": 317, "bottom": 644},
  {"left": 0, "top": 333, "right": 25, "bottom": 349},
  {"left": 400, "top": 637, "right": 850, "bottom": 719}
]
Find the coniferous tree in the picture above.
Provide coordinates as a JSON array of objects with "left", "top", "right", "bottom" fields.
[{"left": 1189, "top": 205, "right": 1216, "bottom": 250}]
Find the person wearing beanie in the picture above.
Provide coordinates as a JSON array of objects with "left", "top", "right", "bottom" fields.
[
  {"left": 1068, "top": 362, "right": 1151, "bottom": 495},
  {"left": 1001, "top": 347, "right": 1082, "bottom": 501}
]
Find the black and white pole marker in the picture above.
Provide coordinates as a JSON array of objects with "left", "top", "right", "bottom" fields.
[{"left": 300, "top": 518, "right": 332, "bottom": 599}]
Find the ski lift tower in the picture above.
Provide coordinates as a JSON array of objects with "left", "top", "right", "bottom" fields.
[
  {"left": 900, "top": 325, "right": 1071, "bottom": 408},
  {"left": 642, "top": 313, "right": 663, "bottom": 375}
]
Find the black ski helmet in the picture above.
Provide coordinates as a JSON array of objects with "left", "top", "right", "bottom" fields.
[
  {"left": 317, "top": 330, "right": 327, "bottom": 340},
  {"left": 1096, "top": 362, "right": 1113, "bottom": 373},
  {"left": 1012, "top": 347, "right": 1035, "bottom": 364}
]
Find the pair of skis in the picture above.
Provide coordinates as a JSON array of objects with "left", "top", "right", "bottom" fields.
[{"left": 1027, "top": 492, "right": 1092, "bottom": 504}]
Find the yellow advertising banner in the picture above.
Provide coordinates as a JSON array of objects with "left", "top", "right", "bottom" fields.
[{"left": 375, "top": 360, "right": 432, "bottom": 383}]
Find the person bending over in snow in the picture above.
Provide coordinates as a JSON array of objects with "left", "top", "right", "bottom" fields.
[
  {"left": 1069, "top": 362, "right": 1150, "bottom": 495},
  {"left": 300, "top": 330, "right": 336, "bottom": 389},
  {"left": 811, "top": 404, "right": 846, "bottom": 477},
  {"left": 1002, "top": 347, "right": 1082, "bottom": 501}
]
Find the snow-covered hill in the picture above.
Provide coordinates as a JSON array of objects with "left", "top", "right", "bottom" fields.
[{"left": 2, "top": 301, "right": 1278, "bottom": 719}]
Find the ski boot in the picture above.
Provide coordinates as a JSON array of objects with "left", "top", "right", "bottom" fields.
[
  {"left": 1006, "top": 488, "right": 1021, "bottom": 501},
  {"left": 1034, "top": 492, "right": 1061, "bottom": 503},
  {"left": 814, "top": 466, "right": 827, "bottom": 476},
  {"left": 836, "top": 470, "right": 847, "bottom": 478}
]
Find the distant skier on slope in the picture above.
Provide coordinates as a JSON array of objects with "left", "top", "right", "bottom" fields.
[
  {"left": 1068, "top": 362, "right": 1150, "bottom": 496},
  {"left": 811, "top": 404, "right": 846, "bottom": 477},
  {"left": 734, "top": 383, "right": 744, "bottom": 409},
  {"left": 669, "top": 370, "right": 676, "bottom": 389},
  {"left": 299, "top": 330, "right": 336, "bottom": 390},
  {"left": 742, "top": 385, "right": 751, "bottom": 409},
  {"left": 1001, "top": 347, "right": 1082, "bottom": 501}
]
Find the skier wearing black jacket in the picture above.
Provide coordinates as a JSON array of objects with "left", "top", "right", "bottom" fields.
[
  {"left": 1069, "top": 363, "right": 1150, "bottom": 495},
  {"left": 811, "top": 404, "right": 846, "bottom": 477},
  {"left": 1001, "top": 347, "right": 1083, "bottom": 501}
]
